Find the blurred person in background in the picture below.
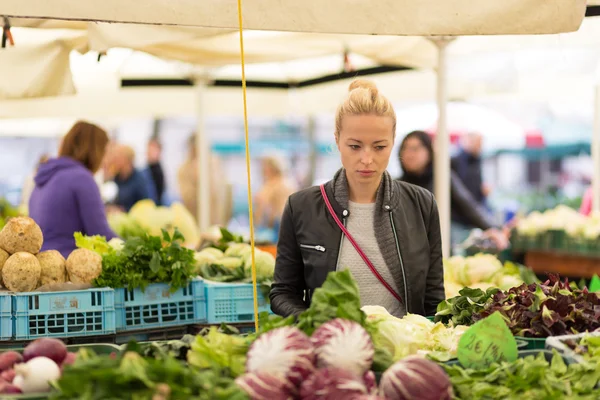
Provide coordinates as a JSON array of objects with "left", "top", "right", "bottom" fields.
[
  {"left": 110, "top": 144, "right": 154, "bottom": 212},
  {"left": 29, "top": 121, "right": 117, "bottom": 257},
  {"left": 397, "top": 130, "right": 507, "bottom": 250},
  {"left": 20, "top": 153, "right": 49, "bottom": 212},
  {"left": 145, "top": 136, "right": 165, "bottom": 205},
  {"left": 254, "top": 154, "right": 296, "bottom": 232},
  {"left": 178, "top": 134, "right": 232, "bottom": 227},
  {"left": 451, "top": 132, "right": 490, "bottom": 207}
]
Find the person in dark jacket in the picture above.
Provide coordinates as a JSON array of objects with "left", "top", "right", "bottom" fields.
[
  {"left": 146, "top": 138, "right": 165, "bottom": 205},
  {"left": 451, "top": 132, "right": 488, "bottom": 206},
  {"left": 397, "top": 130, "right": 505, "bottom": 248},
  {"left": 270, "top": 80, "right": 444, "bottom": 318},
  {"left": 29, "top": 121, "right": 117, "bottom": 258},
  {"left": 111, "top": 145, "right": 154, "bottom": 212}
]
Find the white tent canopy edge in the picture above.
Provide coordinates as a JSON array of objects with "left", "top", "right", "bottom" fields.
[{"left": 1, "top": 0, "right": 586, "bottom": 35}]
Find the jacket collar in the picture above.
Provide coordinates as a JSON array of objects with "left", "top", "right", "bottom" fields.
[{"left": 327, "top": 168, "right": 395, "bottom": 214}]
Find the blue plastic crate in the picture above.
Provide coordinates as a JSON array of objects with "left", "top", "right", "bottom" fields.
[
  {"left": 0, "top": 292, "right": 12, "bottom": 340},
  {"left": 114, "top": 278, "right": 206, "bottom": 331},
  {"left": 205, "top": 281, "right": 271, "bottom": 324},
  {"left": 12, "top": 288, "right": 116, "bottom": 340}
]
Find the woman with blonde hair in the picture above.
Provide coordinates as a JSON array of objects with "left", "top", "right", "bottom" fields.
[
  {"left": 29, "top": 121, "right": 117, "bottom": 257},
  {"left": 270, "top": 80, "right": 444, "bottom": 318}
]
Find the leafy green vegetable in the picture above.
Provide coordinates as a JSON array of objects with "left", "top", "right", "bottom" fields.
[
  {"left": 137, "top": 335, "right": 196, "bottom": 361},
  {"left": 74, "top": 232, "right": 113, "bottom": 255},
  {"left": 475, "top": 274, "right": 600, "bottom": 338},
  {"left": 187, "top": 327, "right": 250, "bottom": 378},
  {"left": 444, "top": 350, "right": 600, "bottom": 399},
  {"left": 94, "top": 229, "right": 196, "bottom": 292},
  {"left": 563, "top": 333, "right": 600, "bottom": 361},
  {"left": 52, "top": 348, "right": 248, "bottom": 400},
  {"left": 435, "top": 287, "right": 500, "bottom": 326}
]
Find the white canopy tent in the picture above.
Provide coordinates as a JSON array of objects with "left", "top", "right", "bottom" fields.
[
  {"left": 0, "top": 0, "right": 589, "bottom": 255},
  {"left": 1, "top": 0, "right": 585, "bottom": 35}
]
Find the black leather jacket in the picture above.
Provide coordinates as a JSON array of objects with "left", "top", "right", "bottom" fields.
[{"left": 270, "top": 169, "right": 445, "bottom": 318}]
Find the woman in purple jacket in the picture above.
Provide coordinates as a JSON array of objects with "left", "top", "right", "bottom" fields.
[{"left": 29, "top": 121, "right": 117, "bottom": 258}]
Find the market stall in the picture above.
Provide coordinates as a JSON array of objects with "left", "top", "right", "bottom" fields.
[{"left": 0, "top": 1, "right": 597, "bottom": 398}]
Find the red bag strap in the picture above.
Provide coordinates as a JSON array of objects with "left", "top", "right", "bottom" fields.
[{"left": 319, "top": 184, "right": 403, "bottom": 304}]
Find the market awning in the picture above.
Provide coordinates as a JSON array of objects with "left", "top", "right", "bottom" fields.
[{"left": 1, "top": 0, "right": 586, "bottom": 35}]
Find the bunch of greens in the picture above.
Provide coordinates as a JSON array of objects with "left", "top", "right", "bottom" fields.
[
  {"left": 93, "top": 229, "right": 196, "bottom": 292},
  {"left": 444, "top": 350, "right": 600, "bottom": 399},
  {"left": 474, "top": 274, "right": 600, "bottom": 338},
  {"left": 52, "top": 347, "right": 248, "bottom": 400},
  {"left": 435, "top": 287, "right": 500, "bottom": 326},
  {"left": 187, "top": 327, "right": 250, "bottom": 378},
  {"left": 138, "top": 334, "right": 196, "bottom": 361},
  {"left": 200, "top": 227, "right": 245, "bottom": 252}
]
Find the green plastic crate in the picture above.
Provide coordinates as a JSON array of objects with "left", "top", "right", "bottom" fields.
[{"left": 514, "top": 336, "right": 547, "bottom": 350}]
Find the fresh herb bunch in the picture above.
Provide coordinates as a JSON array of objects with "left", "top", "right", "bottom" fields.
[
  {"left": 94, "top": 229, "right": 196, "bottom": 292},
  {"left": 474, "top": 274, "right": 600, "bottom": 338},
  {"left": 435, "top": 287, "right": 500, "bottom": 326},
  {"left": 444, "top": 351, "right": 600, "bottom": 399}
]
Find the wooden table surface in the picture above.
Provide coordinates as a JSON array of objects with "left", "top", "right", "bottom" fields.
[{"left": 524, "top": 250, "right": 600, "bottom": 279}]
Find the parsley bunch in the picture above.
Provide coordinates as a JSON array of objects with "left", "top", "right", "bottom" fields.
[{"left": 94, "top": 229, "right": 196, "bottom": 292}]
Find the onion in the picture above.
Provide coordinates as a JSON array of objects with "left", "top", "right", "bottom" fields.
[
  {"left": 246, "top": 326, "right": 316, "bottom": 387},
  {"left": 300, "top": 367, "right": 368, "bottom": 400},
  {"left": 380, "top": 356, "right": 453, "bottom": 400},
  {"left": 235, "top": 371, "right": 296, "bottom": 400},
  {"left": 311, "top": 319, "right": 374, "bottom": 376},
  {"left": 23, "top": 338, "right": 67, "bottom": 365},
  {"left": 0, "top": 352, "right": 23, "bottom": 371},
  {"left": 14, "top": 356, "right": 61, "bottom": 393}
]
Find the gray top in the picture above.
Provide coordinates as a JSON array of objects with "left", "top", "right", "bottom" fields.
[{"left": 338, "top": 201, "right": 405, "bottom": 318}]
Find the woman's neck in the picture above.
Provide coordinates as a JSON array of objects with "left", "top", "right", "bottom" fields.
[{"left": 347, "top": 175, "right": 381, "bottom": 204}]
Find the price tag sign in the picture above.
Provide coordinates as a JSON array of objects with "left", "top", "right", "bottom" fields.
[
  {"left": 589, "top": 275, "right": 600, "bottom": 293},
  {"left": 457, "top": 311, "right": 518, "bottom": 369}
]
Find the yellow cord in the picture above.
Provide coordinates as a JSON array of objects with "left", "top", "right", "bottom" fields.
[{"left": 237, "top": 0, "right": 260, "bottom": 332}]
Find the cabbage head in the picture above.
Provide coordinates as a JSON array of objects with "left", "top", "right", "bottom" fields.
[
  {"left": 243, "top": 250, "right": 275, "bottom": 281},
  {"left": 225, "top": 243, "right": 253, "bottom": 258}
]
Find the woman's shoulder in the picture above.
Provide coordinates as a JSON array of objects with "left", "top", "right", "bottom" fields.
[
  {"left": 288, "top": 185, "right": 322, "bottom": 208},
  {"left": 393, "top": 179, "right": 435, "bottom": 203}
]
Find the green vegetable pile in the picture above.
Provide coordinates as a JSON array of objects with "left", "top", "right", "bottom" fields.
[
  {"left": 435, "top": 287, "right": 500, "bottom": 326},
  {"left": 563, "top": 334, "right": 600, "bottom": 362},
  {"left": 52, "top": 345, "right": 248, "bottom": 400},
  {"left": 444, "top": 351, "right": 600, "bottom": 399},
  {"left": 195, "top": 242, "right": 275, "bottom": 286},
  {"left": 80, "top": 229, "right": 197, "bottom": 292}
]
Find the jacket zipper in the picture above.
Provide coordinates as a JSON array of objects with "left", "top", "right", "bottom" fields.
[
  {"left": 335, "top": 217, "right": 346, "bottom": 271},
  {"left": 299, "top": 244, "right": 326, "bottom": 252},
  {"left": 389, "top": 212, "right": 409, "bottom": 312}
]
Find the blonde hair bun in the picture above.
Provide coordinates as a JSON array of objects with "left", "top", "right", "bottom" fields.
[{"left": 348, "top": 79, "right": 378, "bottom": 97}]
